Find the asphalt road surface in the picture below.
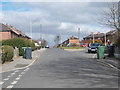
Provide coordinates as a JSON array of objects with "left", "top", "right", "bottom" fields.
[{"left": 1, "top": 48, "right": 119, "bottom": 88}]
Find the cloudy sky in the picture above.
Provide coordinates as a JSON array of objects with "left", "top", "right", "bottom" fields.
[{"left": 1, "top": 0, "right": 118, "bottom": 46}]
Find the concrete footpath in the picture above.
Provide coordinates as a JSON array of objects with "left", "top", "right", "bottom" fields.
[
  {"left": 0, "top": 48, "right": 46, "bottom": 73},
  {"left": 94, "top": 54, "right": 120, "bottom": 70}
]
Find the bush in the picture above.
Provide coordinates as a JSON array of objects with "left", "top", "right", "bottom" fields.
[
  {"left": 1, "top": 45, "right": 14, "bottom": 63},
  {"left": 2, "top": 38, "right": 36, "bottom": 56},
  {"left": 91, "top": 39, "right": 103, "bottom": 44}
]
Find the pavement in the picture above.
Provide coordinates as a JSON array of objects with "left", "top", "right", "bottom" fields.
[
  {"left": 93, "top": 53, "right": 120, "bottom": 71},
  {"left": 1, "top": 48, "right": 119, "bottom": 88},
  {"left": 0, "top": 48, "right": 47, "bottom": 73}
]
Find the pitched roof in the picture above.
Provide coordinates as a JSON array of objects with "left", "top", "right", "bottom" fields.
[
  {"left": 0, "top": 23, "right": 11, "bottom": 31},
  {"left": 84, "top": 33, "right": 105, "bottom": 38},
  {"left": 69, "top": 35, "right": 78, "bottom": 39},
  {"left": 106, "top": 30, "right": 117, "bottom": 35},
  {"left": 1, "top": 23, "right": 31, "bottom": 39}
]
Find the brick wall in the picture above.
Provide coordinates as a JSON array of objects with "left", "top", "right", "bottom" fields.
[
  {"left": 69, "top": 39, "right": 79, "bottom": 44},
  {"left": 0, "top": 32, "right": 11, "bottom": 40}
]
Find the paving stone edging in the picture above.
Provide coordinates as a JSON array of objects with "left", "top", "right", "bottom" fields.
[{"left": 0, "top": 48, "right": 47, "bottom": 73}]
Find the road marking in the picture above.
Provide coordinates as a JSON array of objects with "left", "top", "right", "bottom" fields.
[
  {"left": 8, "top": 76, "right": 12, "bottom": 78},
  {"left": 21, "top": 72, "right": 25, "bottom": 74},
  {"left": 0, "top": 59, "right": 36, "bottom": 73},
  {"left": 0, "top": 49, "right": 47, "bottom": 73},
  {"left": 16, "top": 77, "right": 20, "bottom": 80},
  {"left": 11, "top": 81, "right": 18, "bottom": 85},
  {"left": 24, "top": 69, "right": 28, "bottom": 71},
  {"left": 14, "top": 70, "right": 19, "bottom": 72},
  {"left": 3, "top": 78, "right": 9, "bottom": 81},
  {"left": 11, "top": 73, "right": 16, "bottom": 75},
  {"left": 27, "top": 68, "right": 30, "bottom": 69},
  {"left": 18, "top": 75, "right": 22, "bottom": 77},
  {"left": 0, "top": 82, "right": 4, "bottom": 85},
  {"left": 6, "top": 85, "right": 14, "bottom": 88}
]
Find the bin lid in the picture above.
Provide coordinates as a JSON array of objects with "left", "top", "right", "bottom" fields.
[
  {"left": 22, "top": 47, "right": 28, "bottom": 49},
  {"left": 98, "top": 46, "right": 106, "bottom": 48}
]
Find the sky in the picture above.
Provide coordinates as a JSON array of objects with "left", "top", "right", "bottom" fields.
[{"left": 0, "top": 0, "right": 118, "bottom": 46}]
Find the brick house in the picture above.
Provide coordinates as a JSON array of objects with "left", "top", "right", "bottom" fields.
[
  {"left": 62, "top": 35, "right": 79, "bottom": 47},
  {"left": 0, "top": 23, "right": 31, "bottom": 40},
  {"left": 106, "top": 30, "right": 117, "bottom": 45},
  {"left": 81, "top": 32, "right": 105, "bottom": 44}
]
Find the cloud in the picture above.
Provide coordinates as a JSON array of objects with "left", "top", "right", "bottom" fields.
[{"left": 2, "top": 2, "right": 112, "bottom": 46}]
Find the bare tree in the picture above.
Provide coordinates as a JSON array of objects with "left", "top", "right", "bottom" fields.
[
  {"left": 98, "top": 2, "right": 119, "bottom": 30},
  {"left": 54, "top": 34, "right": 61, "bottom": 47},
  {"left": 97, "top": 2, "right": 120, "bottom": 48}
]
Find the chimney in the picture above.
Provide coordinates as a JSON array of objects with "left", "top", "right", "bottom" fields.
[
  {"left": 91, "top": 32, "right": 94, "bottom": 35},
  {"left": 72, "top": 35, "right": 74, "bottom": 39},
  {"left": 10, "top": 25, "right": 13, "bottom": 28},
  {"left": 97, "top": 32, "right": 100, "bottom": 35}
]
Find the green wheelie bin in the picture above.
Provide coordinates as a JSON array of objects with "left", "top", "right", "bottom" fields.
[
  {"left": 97, "top": 46, "right": 105, "bottom": 59},
  {"left": 22, "top": 47, "right": 27, "bottom": 58}
]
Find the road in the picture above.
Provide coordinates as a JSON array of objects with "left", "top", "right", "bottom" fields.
[{"left": 1, "top": 48, "right": 119, "bottom": 88}]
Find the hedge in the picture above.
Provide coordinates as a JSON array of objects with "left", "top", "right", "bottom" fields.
[
  {"left": 2, "top": 38, "right": 36, "bottom": 56},
  {"left": 1, "top": 45, "right": 14, "bottom": 64}
]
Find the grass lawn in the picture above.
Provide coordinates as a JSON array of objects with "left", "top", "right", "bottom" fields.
[{"left": 60, "top": 47, "right": 86, "bottom": 49}]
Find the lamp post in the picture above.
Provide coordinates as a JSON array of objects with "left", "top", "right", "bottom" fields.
[
  {"left": 105, "top": 33, "right": 107, "bottom": 46},
  {"left": 78, "top": 28, "right": 80, "bottom": 46},
  {"left": 30, "top": 17, "right": 32, "bottom": 42},
  {"left": 92, "top": 32, "right": 95, "bottom": 43}
]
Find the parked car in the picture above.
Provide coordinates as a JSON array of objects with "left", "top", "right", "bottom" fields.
[
  {"left": 45, "top": 45, "right": 49, "bottom": 48},
  {"left": 82, "top": 43, "right": 88, "bottom": 47},
  {"left": 88, "top": 43, "right": 101, "bottom": 53}
]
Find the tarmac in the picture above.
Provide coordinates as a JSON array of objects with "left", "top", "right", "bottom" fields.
[{"left": 0, "top": 48, "right": 47, "bottom": 73}]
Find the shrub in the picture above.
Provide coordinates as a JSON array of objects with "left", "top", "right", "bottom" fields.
[
  {"left": 91, "top": 39, "right": 103, "bottom": 44},
  {"left": 2, "top": 38, "right": 36, "bottom": 56},
  {"left": 1, "top": 45, "right": 14, "bottom": 63}
]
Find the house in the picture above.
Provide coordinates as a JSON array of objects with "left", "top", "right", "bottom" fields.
[
  {"left": 83, "top": 32, "right": 105, "bottom": 41},
  {"left": 81, "top": 32, "right": 105, "bottom": 45},
  {"left": 106, "top": 30, "right": 117, "bottom": 45},
  {"left": 62, "top": 35, "right": 79, "bottom": 47},
  {"left": 0, "top": 23, "right": 31, "bottom": 40}
]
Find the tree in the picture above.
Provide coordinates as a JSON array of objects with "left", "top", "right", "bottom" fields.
[
  {"left": 98, "top": 2, "right": 119, "bottom": 30},
  {"left": 54, "top": 34, "right": 61, "bottom": 47},
  {"left": 98, "top": 2, "right": 120, "bottom": 47}
]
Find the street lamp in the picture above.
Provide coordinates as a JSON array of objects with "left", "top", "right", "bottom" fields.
[
  {"left": 92, "top": 32, "right": 95, "bottom": 43},
  {"left": 105, "top": 33, "right": 107, "bottom": 46},
  {"left": 78, "top": 28, "right": 80, "bottom": 46},
  {"left": 30, "top": 17, "right": 32, "bottom": 42}
]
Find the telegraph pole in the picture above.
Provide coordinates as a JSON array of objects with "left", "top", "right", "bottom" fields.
[
  {"left": 105, "top": 33, "right": 106, "bottom": 46},
  {"left": 30, "top": 17, "right": 32, "bottom": 42},
  {"left": 118, "top": 1, "right": 120, "bottom": 29},
  {"left": 78, "top": 28, "right": 80, "bottom": 46}
]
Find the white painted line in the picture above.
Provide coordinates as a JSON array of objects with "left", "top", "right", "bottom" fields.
[
  {"left": 16, "top": 77, "right": 20, "bottom": 80},
  {"left": 18, "top": 75, "right": 22, "bottom": 77},
  {"left": 1, "top": 49, "right": 47, "bottom": 73},
  {"left": 27, "top": 68, "right": 30, "bottom": 69},
  {"left": 8, "top": 76, "right": 12, "bottom": 78},
  {"left": 6, "top": 85, "right": 14, "bottom": 88},
  {"left": 0, "top": 58, "right": 37, "bottom": 73},
  {"left": 21, "top": 72, "right": 25, "bottom": 74},
  {"left": 11, "top": 73, "right": 16, "bottom": 75},
  {"left": 3, "top": 78, "right": 9, "bottom": 81},
  {"left": 11, "top": 81, "right": 18, "bottom": 85},
  {"left": 0, "top": 82, "right": 4, "bottom": 85},
  {"left": 14, "top": 70, "right": 19, "bottom": 72},
  {"left": 24, "top": 69, "right": 28, "bottom": 71}
]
